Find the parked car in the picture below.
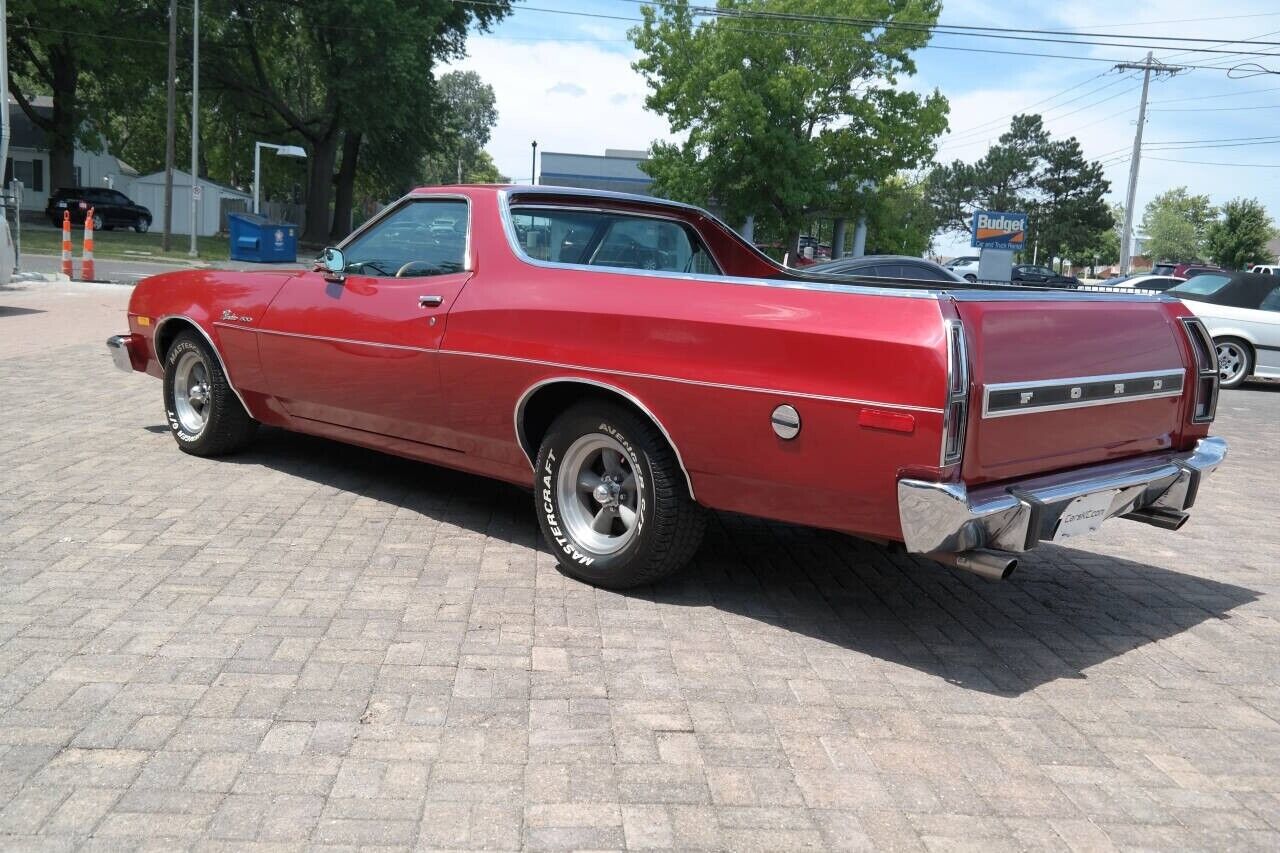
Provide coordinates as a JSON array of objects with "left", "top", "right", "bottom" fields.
[
  {"left": 1168, "top": 271, "right": 1280, "bottom": 388},
  {"left": 1153, "top": 262, "right": 1223, "bottom": 279},
  {"left": 945, "top": 255, "right": 980, "bottom": 282},
  {"left": 46, "top": 187, "right": 152, "bottom": 232},
  {"left": 1011, "top": 264, "right": 1080, "bottom": 287},
  {"left": 1099, "top": 273, "right": 1185, "bottom": 292},
  {"left": 807, "top": 255, "right": 968, "bottom": 283},
  {"left": 1248, "top": 263, "right": 1280, "bottom": 276},
  {"left": 107, "top": 185, "right": 1226, "bottom": 589},
  {"left": 47, "top": 186, "right": 152, "bottom": 233}
]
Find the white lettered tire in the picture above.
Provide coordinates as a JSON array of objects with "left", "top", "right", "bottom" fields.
[
  {"left": 534, "top": 402, "right": 705, "bottom": 589},
  {"left": 162, "top": 331, "right": 258, "bottom": 456}
]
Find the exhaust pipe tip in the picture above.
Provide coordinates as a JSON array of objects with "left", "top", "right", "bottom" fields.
[{"left": 929, "top": 549, "right": 1019, "bottom": 581}]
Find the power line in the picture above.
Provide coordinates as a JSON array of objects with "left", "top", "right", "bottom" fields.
[
  {"left": 1145, "top": 155, "right": 1280, "bottom": 167},
  {"left": 1149, "top": 84, "right": 1280, "bottom": 103},
  {"left": 1150, "top": 103, "right": 1280, "bottom": 112}
]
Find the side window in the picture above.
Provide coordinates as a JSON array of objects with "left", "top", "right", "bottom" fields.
[
  {"left": 904, "top": 263, "right": 948, "bottom": 282},
  {"left": 341, "top": 199, "right": 468, "bottom": 278},
  {"left": 1259, "top": 286, "right": 1280, "bottom": 312},
  {"left": 509, "top": 207, "right": 720, "bottom": 275}
]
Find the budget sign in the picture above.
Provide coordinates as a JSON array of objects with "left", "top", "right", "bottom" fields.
[{"left": 971, "top": 210, "right": 1027, "bottom": 250}]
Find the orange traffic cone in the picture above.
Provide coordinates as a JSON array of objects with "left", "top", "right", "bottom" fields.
[
  {"left": 61, "top": 210, "right": 74, "bottom": 278},
  {"left": 82, "top": 207, "right": 96, "bottom": 282}
]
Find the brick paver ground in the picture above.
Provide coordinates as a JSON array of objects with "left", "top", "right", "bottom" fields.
[{"left": 2, "top": 280, "right": 1278, "bottom": 851}]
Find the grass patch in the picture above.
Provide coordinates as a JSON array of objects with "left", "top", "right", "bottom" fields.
[{"left": 18, "top": 225, "right": 231, "bottom": 262}]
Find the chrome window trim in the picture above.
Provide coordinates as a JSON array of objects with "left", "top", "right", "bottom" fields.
[
  {"left": 513, "top": 376, "right": 697, "bottom": 499},
  {"left": 153, "top": 315, "right": 255, "bottom": 417},
  {"left": 508, "top": 202, "right": 725, "bottom": 275},
  {"left": 214, "top": 321, "right": 944, "bottom": 414},
  {"left": 981, "top": 368, "right": 1187, "bottom": 419},
  {"left": 496, "top": 189, "right": 943, "bottom": 300},
  {"left": 337, "top": 191, "right": 474, "bottom": 273}
]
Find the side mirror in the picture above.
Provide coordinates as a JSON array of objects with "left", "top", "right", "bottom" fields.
[{"left": 319, "top": 247, "right": 345, "bottom": 281}]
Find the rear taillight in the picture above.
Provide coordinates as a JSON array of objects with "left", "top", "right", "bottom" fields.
[
  {"left": 1180, "top": 317, "right": 1218, "bottom": 424},
  {"left": 941, "top": 319, "right": 969, "bottom": 465}
]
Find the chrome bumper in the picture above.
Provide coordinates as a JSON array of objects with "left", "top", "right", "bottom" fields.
[
  {"left": 107, "top": 334, "right": 135, "bottom": 372},
  {"left": 898, "top": 437, "right": 1227, "bottom": 556}
]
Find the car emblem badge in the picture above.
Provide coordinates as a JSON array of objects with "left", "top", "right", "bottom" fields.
[
  {"left": 1069, "top": 387, "right": 1083, "bottom": 400},
  {"left": 1114, "top": 383, "right": 1125, "bottom": 394},
  {"left": 1020, "top": 391, "right": 1033, "bottom": 405},
  {"left": 220, "top": 309, "right": 253, "bottom": 323}
]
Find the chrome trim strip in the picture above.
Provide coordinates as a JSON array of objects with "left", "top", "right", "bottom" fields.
[
  {"left": 211, "top": 322, "right": 945, "bottom": 414},
  {"left": 153, "top": 315, "right": 255, "bottom": 416},
  {"left": 337, "top": 191, "right": 474, "bottom": 272},
  {"left": 981, "top": 368, "right": 1186, "bottom": 419},
  {"left": 513, "top": 376, "right": 697, "bottom": 499},
  {"left": 495, "top": 189, "right": 943, "bottom": 300}
]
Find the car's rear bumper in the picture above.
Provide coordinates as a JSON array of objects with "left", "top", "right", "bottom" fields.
[
  {"left": 107, "top": 334, "right": 142, "bottom": 372},
  {"left": 898, "top": 437, "right": 1227, "bottom": 556}
]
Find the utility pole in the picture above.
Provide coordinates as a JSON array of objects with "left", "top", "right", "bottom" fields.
[
  {"left": 162, "top": 0, "right": 178, "bottom": 252},
  {"left": 1115, "top": 51, "right": 1185, "bottom": 274},
  {"left": 188, "top": 0, "right": 199, "bottom": 257},
  {"left": 531, "top": 141, "right": 537, "bottom": 185}
]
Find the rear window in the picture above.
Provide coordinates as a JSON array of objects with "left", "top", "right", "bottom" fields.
[
  {"left": 509, "top": 207, "right": 720, "bottom": 275},
  {"left": 1169, "top": 274, "right": 1231, "bottom": 298}
]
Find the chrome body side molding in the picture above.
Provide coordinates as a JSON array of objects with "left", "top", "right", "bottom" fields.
[{"left": 982, "top": 369, "right": 1186, "bottom": 418}]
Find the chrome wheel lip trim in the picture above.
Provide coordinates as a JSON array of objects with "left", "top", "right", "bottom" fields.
[{"left": 556, "top": 433, "right": 641, "bottom": 557}]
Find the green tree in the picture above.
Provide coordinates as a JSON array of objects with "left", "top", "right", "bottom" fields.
[
  {"left": 928, "top": 114, "right": 1113, "bottom": 268},
  {"left": 862, "top": 176, "right": 936, "bottom": 257},
  {"left": 417, "top": 71, "right": 501, "bottom": 186},
  {"left": 205, "top": 0, "right": 509, "bottom": 243},
  {"left": 8, "top": 0, "right": 162, "bottom": 191},
  {"left": 1140, "top": 187, "right": 1215, "bottom": 264},
  {"left": 1207, "top": 198, "right": 1276, "bottom": 270},
  {"left": 631, "top": 0, "right": 948, "bottom": 257}
]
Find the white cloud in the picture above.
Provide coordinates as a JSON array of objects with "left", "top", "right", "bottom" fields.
[{"left": 446, "top": 39, "right": 673, "bottom": 182}]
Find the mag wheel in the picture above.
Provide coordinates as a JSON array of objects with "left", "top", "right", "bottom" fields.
[
  {"left": 1214, "top": 338, "right": 1252, "bottom": 389},
  {"left": 162, "top": 330, "right": 258, "bottom": 456},
  {"left": 534, "top": 401, "right": 705, "bottom": 589}
]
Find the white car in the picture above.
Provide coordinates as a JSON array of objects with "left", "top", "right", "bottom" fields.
[
  {"left": 1249, "top": 263, "right": 1280, "bottom": 275},
  {"left": 1168, "top": 272, "right": 1280, "bottom": 388},
  {"left": 1099, "top": 273, "right": 1185, "bottom": 292},
  {"left": 945, "top": 255, "right": 980, "bottom": 282}
]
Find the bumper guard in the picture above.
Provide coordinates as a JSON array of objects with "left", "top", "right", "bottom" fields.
[
  {"left": 107, "top": 334, "right": 138, "bottom": 373},
  {"left": 898, "top": 437, "right": 1227, "bottom": 557}
]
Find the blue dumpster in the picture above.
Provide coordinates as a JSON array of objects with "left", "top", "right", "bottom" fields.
[{"left": 228, "top": 213, "right": 298, "bottom": 263}]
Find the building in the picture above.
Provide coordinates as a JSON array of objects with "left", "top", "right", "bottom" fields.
[
  {"left": 538, "top": 149, "right": 653, "bottom": 195},
  {"left": 4, "top": 96, "right": 136, "bottom": 214},
  {"left": 128, "top": 170, "right": 252, "bottom": 237}
]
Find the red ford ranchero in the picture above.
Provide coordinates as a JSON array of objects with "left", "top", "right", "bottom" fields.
[{"left": 108, "top": 185, "right": 1227, "bottom": 588}]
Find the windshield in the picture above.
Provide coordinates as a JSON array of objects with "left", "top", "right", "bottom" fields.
[{"left": 1168, "top": 274, "right": 1231, "bottom": 299}]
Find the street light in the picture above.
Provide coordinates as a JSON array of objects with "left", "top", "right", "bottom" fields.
[{"left": 253, "top": 142, "right": 307, "bottom": 215}]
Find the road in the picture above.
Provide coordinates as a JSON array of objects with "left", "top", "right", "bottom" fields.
[
  {"left": 1, "top": 278, "right": 1278, "bottom": 850},
  {"left": 18, "top": 253, "right": 306, "bottom": 285}
]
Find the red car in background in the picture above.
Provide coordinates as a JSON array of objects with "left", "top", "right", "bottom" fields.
[{"left": 108, "top": 185, "right": 1226, "bottom": 588}]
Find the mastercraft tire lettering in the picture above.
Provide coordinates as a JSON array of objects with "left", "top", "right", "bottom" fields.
[
  {"left": 162, "top": 330, "right": 259, "bottom": 457},
  {"left": 533, "top": 402, "right": 705, "bottom": 589}
]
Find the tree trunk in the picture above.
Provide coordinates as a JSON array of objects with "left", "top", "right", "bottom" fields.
[
  {"left": 301, "top": 130, "right": 339, "bottom": 245},
  {"left": 786, "top": 228, "right": 803, "bottom": 265},
  {"left": 12, "top": 46, "right": 81, "bottom": 192},
  {"left": 329, "top": 131, "right": 362, "bottom": 243}
]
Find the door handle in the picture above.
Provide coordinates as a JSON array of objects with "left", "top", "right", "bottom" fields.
[{"left": 419, "top": 295, "right": 444, "bottom": 308}]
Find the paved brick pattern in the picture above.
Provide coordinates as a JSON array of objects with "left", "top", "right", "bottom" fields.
[{"left": 1, "top": 284, "right": 1279, "bottom": 850}]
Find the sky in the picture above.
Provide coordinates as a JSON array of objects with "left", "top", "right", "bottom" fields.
[{"left": 445, "top": 0, "right": 1280, "bottom": 257}]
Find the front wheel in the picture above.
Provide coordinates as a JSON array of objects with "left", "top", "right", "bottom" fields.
[
  {"left": 162, "top": 331, "right": 258, "bottom": 455},
  {"left": 134, "top": 218, "right": 150, "bottom": 234},
  {"left": 534, "top": 402, "right": 705, "bottom": 589},
  {"left": 1215, "top": 338, "right": 1253, "bottom": 389}
]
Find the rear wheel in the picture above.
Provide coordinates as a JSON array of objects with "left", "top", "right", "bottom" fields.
[
  {"left": 134, "top": 217, "right": 150, "bottom": 234},
  {"left": 534, "top": 402, "right": 705, "bottom": 589},
  {"left": 963, "top": 273, "right": 977, "bottom": 283},
  {"left": 162, "top": 331, "right": 258, "bottom": 455},
  {"left": 1214, "top": 338, "right": 1253, "bottom": 389}
]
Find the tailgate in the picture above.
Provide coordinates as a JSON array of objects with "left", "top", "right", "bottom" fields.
[{"left": 954, "top": 296, "right": 1192, "bottom": 485}]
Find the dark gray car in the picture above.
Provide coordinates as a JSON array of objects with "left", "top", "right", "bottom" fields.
[{"left": 806, "top": 255, "right": 968, "bottom": 284}]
